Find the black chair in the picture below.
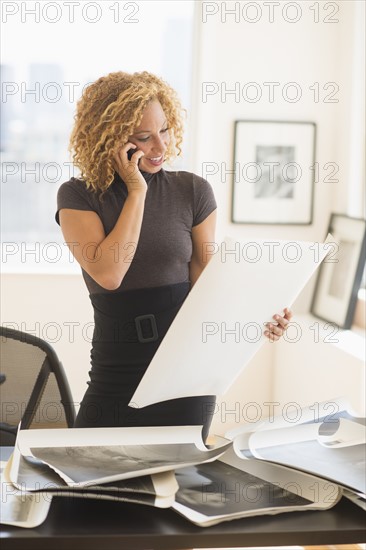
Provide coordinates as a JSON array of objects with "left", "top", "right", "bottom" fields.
[{"left": 0, "top": 326, "right": 76, "bottom": 445}]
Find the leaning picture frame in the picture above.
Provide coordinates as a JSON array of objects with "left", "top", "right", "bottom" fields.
[
  {"left": 310, "top": 213, "right": 366, "bottom": 330},
  {"left": 231, "top": 120, "right": 316, "bottom": 224}
]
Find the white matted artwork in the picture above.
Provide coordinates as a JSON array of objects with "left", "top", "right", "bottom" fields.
[
  {"left": 311, "top": 213, "right": 366, "bottom": 329},
  {"left": 232, "top": 120, "right": 316, "bottom": 224}
]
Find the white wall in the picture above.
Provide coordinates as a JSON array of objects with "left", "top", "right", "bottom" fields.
[
  {"left": 189, "top": 0, "right": 364, "bottom": 313},
  {"left": 332, "top": 0, "right": 365, "bottom": 217},
  {"left": 210, "top": 344, "right": 273, "bottom": 435},
  {"left": 272, "top": 314, "right": 366, "bottom": 415}
]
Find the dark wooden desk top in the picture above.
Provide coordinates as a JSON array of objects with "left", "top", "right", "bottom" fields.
[{"left": 1, "top": 448, "right": 365, "bottom": 550}]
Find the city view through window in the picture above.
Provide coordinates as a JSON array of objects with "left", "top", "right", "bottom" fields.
[{"left": 1, "top": 1, "right": 195, "bottom": 272}]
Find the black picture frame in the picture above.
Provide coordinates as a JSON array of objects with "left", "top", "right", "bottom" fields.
[
  {"left": 231, "top": 120, "right": 316, "bottom": 225},
  {"left": 310, "top": 213, "right": 366, "bottom": 330}
]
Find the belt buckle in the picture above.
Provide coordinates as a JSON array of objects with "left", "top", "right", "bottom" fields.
[{"left": 134, "top": 314, "right": 159, "bottom": 343}]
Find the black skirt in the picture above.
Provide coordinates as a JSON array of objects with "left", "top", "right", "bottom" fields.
[{"left": 74, "top": 282, "right": 216, "bottom": 442}]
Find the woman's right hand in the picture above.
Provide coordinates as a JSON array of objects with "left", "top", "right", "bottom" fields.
[{"left": 113, "top": 142, "right": 147, "bottom": 194}]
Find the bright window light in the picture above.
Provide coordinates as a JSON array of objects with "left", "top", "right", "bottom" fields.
[{"left": 1, "top": 1, "right": 195, "bottom": 273}]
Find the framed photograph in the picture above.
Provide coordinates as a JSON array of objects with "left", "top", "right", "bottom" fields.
[
  {"left": 311, "top": 213, "right": 366, "bottom": 329},
  {"left": 231, "top": 120, "right": 316, "bottom": 224}
]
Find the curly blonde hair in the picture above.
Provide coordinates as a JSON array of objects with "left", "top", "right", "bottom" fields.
[{"left": 69, "top": 71, "right": 186, "bottom": 193}]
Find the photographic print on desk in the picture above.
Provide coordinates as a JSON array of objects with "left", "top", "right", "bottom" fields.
[
  {"left": 231, "top": 120, "right": 316, "bottom": 224},
  {"left": 311, "top": 213, "right": 366, "bottom": 330}
]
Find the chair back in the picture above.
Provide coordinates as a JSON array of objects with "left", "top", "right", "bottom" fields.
[{"left": 0, "top": 326, "right": 76, "bottom": 445}]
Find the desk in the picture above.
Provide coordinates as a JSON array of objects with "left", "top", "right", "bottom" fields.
[{"left": 1, "top": 449, "right": 365, "bottom": 550}]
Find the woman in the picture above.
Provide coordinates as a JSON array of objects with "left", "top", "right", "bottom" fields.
[{"left": 55, "top": 71, "right": 291, "bottom": 441}]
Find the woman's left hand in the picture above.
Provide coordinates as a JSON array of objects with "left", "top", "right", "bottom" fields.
[{"left": 264, "top": 308, "right": 293, "bottom": 342}]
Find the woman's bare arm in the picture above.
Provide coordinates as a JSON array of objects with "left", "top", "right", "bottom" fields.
[
  {"left": 59, "top": 144, "right": 148, "bottom": 291},
  {"left": 189, "top": 209, "right": 217, "bottom": 286}
]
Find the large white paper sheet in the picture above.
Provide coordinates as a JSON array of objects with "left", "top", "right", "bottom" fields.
[{"left": 130, "top": 236, "right": 333, "bottom": 408}]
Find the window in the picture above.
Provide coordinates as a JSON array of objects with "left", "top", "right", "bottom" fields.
[{"left": 1, "top": 1, "right": 195, "bottom": 273}]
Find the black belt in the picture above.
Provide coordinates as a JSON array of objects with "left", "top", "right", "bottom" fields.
[
  {"left": 113, "top": 311, "right": 166, "bottom": 344},
  {"left": 134, "top": 314, "right": 159, "bottom": 343},
  {"left": 89, "top": 282, "right": 190, "bottom": 345}
]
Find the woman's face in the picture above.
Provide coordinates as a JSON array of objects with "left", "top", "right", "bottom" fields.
[{"left": 128, "top": 99, "right": 171, "bottom": 173}]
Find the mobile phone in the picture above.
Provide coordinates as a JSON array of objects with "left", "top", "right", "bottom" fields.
[{"left": 127, "top": 147, "right": 139, "bottom": 161}]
